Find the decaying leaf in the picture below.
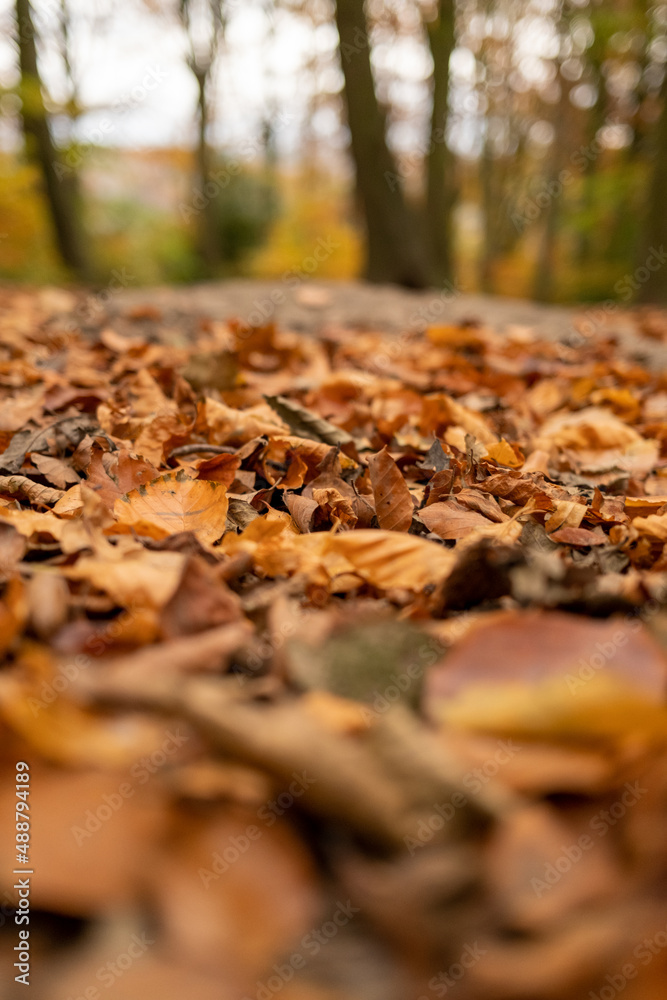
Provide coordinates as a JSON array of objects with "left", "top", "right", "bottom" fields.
[
  {"left": 2, "top": 287, "right": 667, "bottom": 1000},
  {"left": 264, "top": 394, "right": 354, "bottom": 447},
  {"left": 368, "top": 446, "right": 414, "bottom": 532},
  {"left": 114, "top": 472, "right": 229, "bottom": 545},
  {"left": 419, "top": 499, "right": 495, "bottom": 539},
  {"left": 325, "top": 529, "right": 455, "bottom": 591},
  {"left": 0, "top": 474, "right": 64, "bottom": 506}
]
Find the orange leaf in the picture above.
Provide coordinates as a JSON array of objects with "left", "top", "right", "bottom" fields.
[
  {"left": 624, "top": 496, "right": 667, "bottom": 518},
  {"left": 195, "top": 452, "right": 242, "bottom": 487},
  {"left": 486, "top": 439, "right": 524, "bottom": 469},
  {"left": 325, "top": 530, "right": 455, "bottom": 591},
  {"left": 114, "top": 472, "right": 229, "bottom": 545}
]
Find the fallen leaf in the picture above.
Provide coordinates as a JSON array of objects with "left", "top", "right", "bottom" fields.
[
  {"left": 286, "top": 493, "right": 319, "bottom": 533},
  {"left": 549, "top": 525, "right": 608, "bottom": 546},
  {"left": 368, "top": 447, "right": 414, "bottom": 531},
  {"left": 545, "top": 500, "right": 587, "bottom": 534},
  {"left": 325, "top": 530, "right": 455, "bottom": 591},
  {"left": 625, "top": 496, "right": 667, "bottom": 518},
  {"left": 114, "top": 472, "right": 229, "bottom": 545},
  {"left": 0, "top": 474, "right": 64, "bottom": 506},
  {"left": 195, "top": 451, "right": 242, "bottom": 487},
  {"left": 486, "top": 439, "right": 524, "bottom": 468},
  {"left": 265, "top": 394, "right": 354, "bottom": 446},
  {"left": 64, "top": 549, "right": 186, "bottom": 609},
  {"left": 29, "top": 453, "right": 81, "bottom": 489},
  {"left": 419, "top": 499, "right": 495, "bottom": 539}
]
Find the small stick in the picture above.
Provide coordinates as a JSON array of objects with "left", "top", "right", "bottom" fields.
[{"left": 169, "top": 444, "right": 237, "bottom": 458}]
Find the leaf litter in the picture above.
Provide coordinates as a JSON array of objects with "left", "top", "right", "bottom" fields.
[{"left": 0, "top": 288, "right": 667, "bottom": 999}]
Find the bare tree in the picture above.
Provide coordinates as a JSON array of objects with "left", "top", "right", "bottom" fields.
[
  {"left": 179, "top": 0, "right": 226, "bottom": 273},
  {"left": 14, "top": 0, "right": 89, "bottom": 280}
]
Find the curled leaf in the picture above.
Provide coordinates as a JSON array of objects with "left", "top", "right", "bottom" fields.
[
  {"left": 264, "top": 394, "right": 354, "bottom": 446},
  {"left": 0, "top": 475, "right": 64, "bottom": 506}
]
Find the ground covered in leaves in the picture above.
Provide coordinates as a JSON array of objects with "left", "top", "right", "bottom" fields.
[{"left": 1, "top": 285, "right": 667, "bottom": 999}]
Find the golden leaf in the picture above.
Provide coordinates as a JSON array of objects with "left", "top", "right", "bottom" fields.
[{"left": 114, "top": 472, "right": 229, "bottom": 545}]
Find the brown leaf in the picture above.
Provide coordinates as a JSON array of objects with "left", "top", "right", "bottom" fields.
[
  {"left": 549, "top": 525, "right": 607, "bottom": 546},
  {"left": 0, "top": 474, "right": 64, "bottom": 506},
  {"left": 419, "top": 499, "right": 495, "bottom": 539},
  {"left": 429, "top": 609, "right": 667, "bottom": 696},
  {"left": 455, "top": 488, "right": 508, "bottom": 522},
  {"left": 0, "top": 577, "right": 26, "bottom": 657},
  {"left": 264, "top": 393, "right": 354, "bottom": 446},
  {"left": 545, "top": 499, "right": 587, "bottom": 534},
  {"left": 64, "top": 549, "right": 186, "bottom": 609},
  {"left": 625, "top": 495, "right": 667, "bottom": 518},
  {"left": 424, "top": 467, "right": 455, "bottom": 505},
  {"left": 368, "top": 446, "right": 414, "bottom": 532},
  {"left": 476, "top": 471, "right": 556, "bottom": 510},
  {"left": 0, "top": 763, "right": 168, "bottom": 915},
  {"left": 86, "top": 443, "right": 122, "bottom": 510},
  {"left": 535, "top": 407, "right": 644, "bottom": 452},
  {"left": 0, "top": 507, "right": 67, "bottom": 541},
  {"left": 420, "top": 393, "right": 498, "bottom": 445},
  {"left": 311, "top": 487, "right": 358, "bottom": 528},
  {"left": 426, "top": 609, "right": 667, "bottom": 742},
  {"left": 0, "top": 522, "right": 26, "bottom": 581},
  {"left": 160, "top": 556, "right": 244, "bottom": 638},
  {"left": 286, "top": 492, "right": 319, "bottom": 533},
  {"left": 29, "top": 453, "right": 80, "bottom": 489},
  {"left": 116, "top": 449, "right": 159, "bottom": 494},
  {"left": 195, "top": 451, "right": 242, "bottom": 487},
  {"left": 146, "top": 806, "right": 320, "bottom": 982},
  {"left": 630, "top": 513, "right": 667, "bottom": 541}
]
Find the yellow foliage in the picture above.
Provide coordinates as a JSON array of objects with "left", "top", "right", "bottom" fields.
[
  {"left": 0, "top": 154, "right": 63, "bottom": 281},
  {"left": 249, "top": 169, "right": 361, "bottom": 280}
]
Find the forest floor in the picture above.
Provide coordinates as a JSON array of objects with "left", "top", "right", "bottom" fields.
[
  {"left": 110, "top": 278, "right": 667, "bottom": 370},
  {"left": 115, "top": 280, "right": 578, "bottom": 339},
  {"left": 1, "top": 279, "right": 667, "bottom": 1000},
  {"left": 112, "top": 279, "right": 663, "bottom": 348}
]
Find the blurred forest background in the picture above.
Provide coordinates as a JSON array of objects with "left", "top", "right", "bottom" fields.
[{"left": 1, "top": 0, "right": 667, "bottom": 304}]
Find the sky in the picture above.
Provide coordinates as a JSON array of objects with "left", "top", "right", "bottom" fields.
[
  {"left": 0, "top": 0, "right": 339, "bottom": 155},
  {"left": 0, "top": 0, "right": 641, "bottom": 164},
  {"left": 0, "top": 0, "right": 450, "bottom": 163}
]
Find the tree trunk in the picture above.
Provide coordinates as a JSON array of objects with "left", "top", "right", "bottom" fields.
[
  {"left": 637, "top": 69, "right": 667, "bottom": 304},
  {"left": 425, "top": 0, "right": 455, "bottom": 285},
  {"left": 334, "top": 0, "right": 431, "bottom": 288},
  {"left": 15, "top": 0, "right": 89, "bottom": 280},
  {"left": 194, "top": 66, "right": 221, "bottom": 274},
  {"left": 533, "top": 70, "right": 571, "bottom": 303},
  {"left": 479, "top": 139, "right": 494, "bottom": 293},
  {"left": 532, "top": 180, "right": 560, "bottom": 303}
]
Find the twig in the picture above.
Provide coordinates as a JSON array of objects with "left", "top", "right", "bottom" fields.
[{"left": 169, "top": 444, "right": 237, "bottom": 457}]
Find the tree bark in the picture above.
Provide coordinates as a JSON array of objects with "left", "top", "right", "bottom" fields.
[
  {"left": 15, "top": 0, "right": 89, "bottom": 280},
  {"left": 334, "top": 0, "right": 431, "bottom": 288},
  {"left": 425, "top": 0, "right": 455, "bottom": 285},
  {"left": 637, "top": 69, "right": 667, "bottom": 304},
  {"left": 479, "top": 139, "right": 495, "bottom": 293},
  {"left": 533, "top": 68, "right": 571, "bottom": 303}
]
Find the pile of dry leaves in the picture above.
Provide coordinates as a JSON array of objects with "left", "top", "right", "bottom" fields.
[{"left": 1, "top": 285, "right": 667, "bottom": 1000}]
